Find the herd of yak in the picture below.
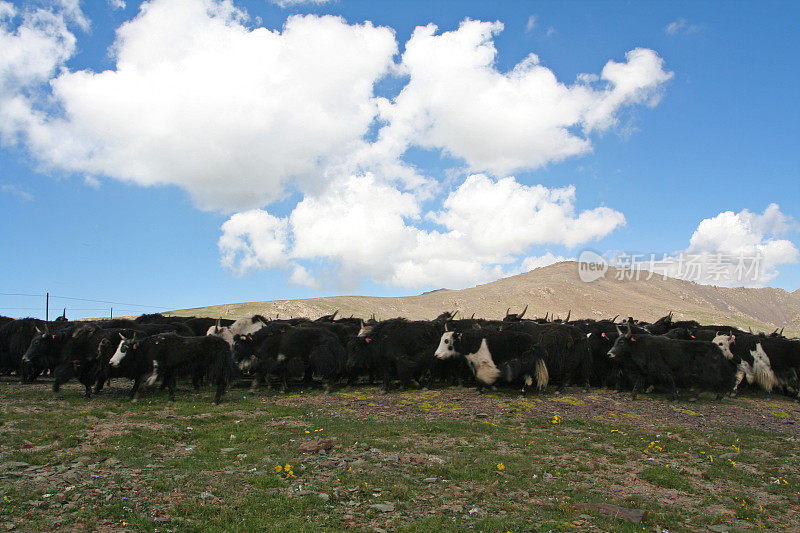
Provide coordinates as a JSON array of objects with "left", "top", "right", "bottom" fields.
[{"left": 0, "top": 308, "right": 798, "bottom": 404}]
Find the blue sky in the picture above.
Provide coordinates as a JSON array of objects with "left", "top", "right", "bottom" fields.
[{"left": 1, "top": 0, "right": 798, "bottom": 320}]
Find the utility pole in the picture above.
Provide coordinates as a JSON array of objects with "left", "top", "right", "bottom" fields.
[
  {"left": 45, "top": 292, "right": 49, "bottom": 321},
  {"left": 110, "top": 307, "right": 113, "bottom": 319}
]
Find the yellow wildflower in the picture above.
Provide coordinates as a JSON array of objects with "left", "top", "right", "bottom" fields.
[{"left": 497, "top": 463, "right": 505, "bottom": 471}]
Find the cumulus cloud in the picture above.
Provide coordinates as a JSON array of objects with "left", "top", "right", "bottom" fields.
[
  {"left": 374, "top": 20, "right": 672, "bottom": 176},
  {"left": 2, "top": 0, "right": 397, "bottom": 210},
  {"left": 1, "top": 0, "right": 674, "bottom": 289},
  {"left": 108, "top": 0, "right": 127, "bottom": 10},
  {"left": 613, "top": 204, "right": 799, "bottom": 287},
  {"left": 218, "top": 173, "right": 624, "bottom": 289}
]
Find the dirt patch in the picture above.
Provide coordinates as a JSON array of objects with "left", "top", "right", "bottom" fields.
[{"left": 275, "top": 386, "right": 800, "bottom": 436}]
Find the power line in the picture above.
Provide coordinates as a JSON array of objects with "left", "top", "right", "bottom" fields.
[
  {"left": 1, "top": 292, "right": 170, "bottom": 309},
  {"left": 49, "top": 294, "right": 169, "bottom": 309}
]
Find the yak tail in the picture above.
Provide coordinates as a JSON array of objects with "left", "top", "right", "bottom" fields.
[{"left": 535, "top": 358, "right": 549, "bottom": 390}]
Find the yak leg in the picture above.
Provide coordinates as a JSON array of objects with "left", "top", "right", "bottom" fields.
[
  {"left": 130, "top": 376, "right": 143, "bottom": 401},
  {"left": 168, "top": 375, "right": 177, "bottom": 402},
  {"left": 214, "top": 374, "right": 227, "bottom": 405},
  {"left": 249, "top": 373, "right": 262, "bottom": 392}
]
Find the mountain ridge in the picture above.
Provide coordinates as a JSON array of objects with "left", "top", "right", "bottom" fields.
[{"left": 168, "top": 262, "right": 800, "bottom": 335}]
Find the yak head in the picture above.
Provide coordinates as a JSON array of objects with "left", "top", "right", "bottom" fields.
[
  {"left": 22, "top": 327, "right": 56, "bottom": 364},
  {"left": 109, "top": 333, "right": 138, "bottom": 367},
  {"left": 434, "top": 325, "right": 463, "bottom": 360},
  {"left": 607, "top": 322, "right": 636, "bottom": 359},
  {"left": 503, "top": 305, "right": 528, "bottom": 322},
  {"left": 712, "top": 332, "right": 736, "bottom": 360},
  {"left": 346, "top": 336, "right": 374, "bottom": 371}
]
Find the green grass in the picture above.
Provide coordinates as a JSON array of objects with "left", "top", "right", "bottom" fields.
[{"left": 1, "top": 381, "right": 799, "bottom": 531}]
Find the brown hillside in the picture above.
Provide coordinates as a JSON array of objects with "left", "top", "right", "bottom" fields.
[{"left": 169, "top": 261, "right": 800, "bottom": 335}]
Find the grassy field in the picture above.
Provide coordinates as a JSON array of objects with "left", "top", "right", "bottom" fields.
[{"left": 1, "top": 380, "right": 799, "bottom": 532}]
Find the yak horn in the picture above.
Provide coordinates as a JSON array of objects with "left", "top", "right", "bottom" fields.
[
  {"left": 565, "top": 310, "right": 571, "bottom": 322},
  {"left": 505, "top": 307, "right": 511, "bottom": 317},
  {"left": 519, "top": 305, "right": 528, "bottom": 319}
]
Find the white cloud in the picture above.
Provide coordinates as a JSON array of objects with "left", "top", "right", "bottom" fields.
[
  {"left": 0, "top": 2, "right": 78, "bottom": 93},
  {"left": 665, "top": 18, "right": 700, "bottom": 36},
  {"left": 375, "top": 20, "right": 672, "bottom": 176},
  {"left": 219, "top": 209, "right": 291, "bottom": 274},
  {"left": 1, "top": 0, "right": 397, "bottom": 210},
  {"left": 108, "top": 0, "right": 127, "bottom": 10},
  {"left": 618, "top": 204, "right": 799, "bottom": 287},
  {"left": 525, "top": 15, "right": 536, "bottom": 33},
  {"left": 432, "top": 174, "right": 625, "bottom": 252},
  {"left": 271, "top": 0, "right": 332, "bottom": 8},
  {"left": 1, "top": 1, "right": 674, "bottom": 290},
  {"left": 0, "top": 183, "right": 33, "bottom": 201},
  {"left": 521, "top": 252, "right": 569, "bottom": 272},
  {"left": 219, "top": 173, "right": 624, "bottom": 289}
]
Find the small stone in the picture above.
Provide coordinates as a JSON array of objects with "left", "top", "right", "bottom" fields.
[
  {"left": 423, "top": 477, "right": 437, "bottom": 483},
  {"left": 369, "top": 503, "right": 395, "bottom": 513},
  {"left": 220, "top": 448, "right": 235, "bottom": 453},
  {"left": 104, "top": 457, "right": 120, "bottom": 467},
  {"left": 318, "top": 493, "right": 330, "bottom": 501},
  {"left": 299, "top": 438, "right": 336, "bottom": 453},
  {"left": 708, "top": 526, "right": 729, "bottom": 533},
  {"left": 3, "top": 522, "right": 15, "bottom": 531},
  {"left": 235, "top": 454, "right": 247, "bottom": 461},
  {"left": 199, "top": 492, "right": 215, "bottom": 500}
]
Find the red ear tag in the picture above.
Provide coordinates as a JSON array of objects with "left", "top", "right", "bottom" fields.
[
  {"left": 52, "top": 335, "right": 55, "bottom": 339},
  {"left": 133, "top": 344, "right": 137, "bottom": 349},
  {"left": 601, "top": 332, "right": 607, "bottom": 338},
  {"left": 221, "top": 328, "right": 226, "bottom": 332},
  {"left": 630, "top": 337, "right": 636, "bottom": 342},
  {"left": 365, "top": 338, "right": 372, "bottom": 343},
  {"left": 731, "top": 336, "right": 735, "bottom": 343},
  {"left": 690, "top": 335, "right": 696, "bottom": 339}
]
